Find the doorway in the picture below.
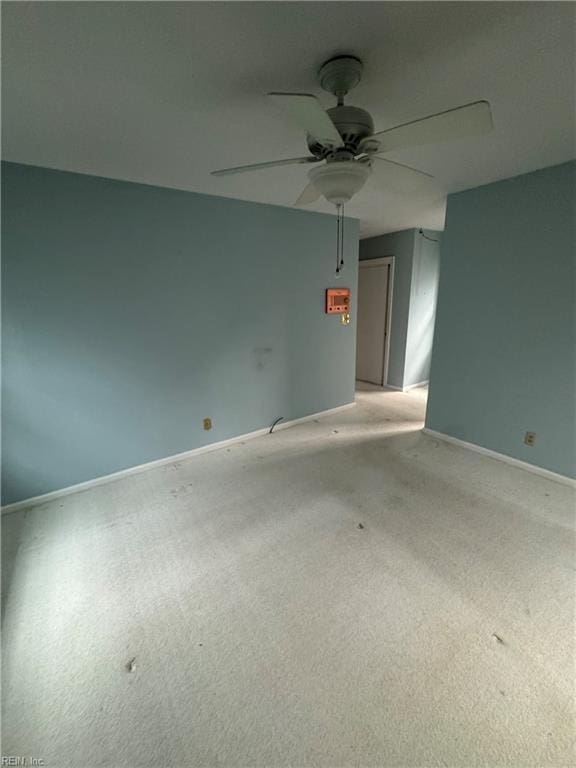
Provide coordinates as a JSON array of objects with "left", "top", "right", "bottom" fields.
[{"left": 356, "top": 257, "right": 394, "bottom": 386}]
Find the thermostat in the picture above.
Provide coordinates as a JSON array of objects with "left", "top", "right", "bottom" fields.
[{"left": 326, "top": 288, "right": 350, "bottom": 314}]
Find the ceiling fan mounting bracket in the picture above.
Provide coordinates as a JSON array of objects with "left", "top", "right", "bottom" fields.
[{"left": 318, "top": 56, "right": 363, "bottom": 100}]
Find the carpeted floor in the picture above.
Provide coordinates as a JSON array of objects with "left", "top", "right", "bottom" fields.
[{"left": 2, "top": 386, "right": 575, "bottom": 767}]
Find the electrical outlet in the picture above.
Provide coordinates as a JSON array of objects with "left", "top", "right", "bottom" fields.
[
  {"left": 203, "top": 418, "right": 212, "bottom": 431},
  {"left": 524, "top": 431, "right": 536, "bottom": 446}
]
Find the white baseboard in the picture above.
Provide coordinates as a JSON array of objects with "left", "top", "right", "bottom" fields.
[
  {"left": 2, "top": 402, "right": 356, "bottom": 514},
  {"left": 384, "top": 380, "right": 429, "bottom": 392},
  {"left": 422, "top": 428, "right": 576, "bottom": 488},
  {"left": 403, "top": 380, "right": 429, "bottom": 391}
]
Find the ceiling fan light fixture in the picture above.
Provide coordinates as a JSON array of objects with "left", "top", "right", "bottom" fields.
[{"left": 308, "top": 162, "right": 370, "bottom": 205}]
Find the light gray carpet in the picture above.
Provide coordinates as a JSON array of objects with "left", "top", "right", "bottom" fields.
[{"left": 2, "top": 386, "right": 575, "bottom": 767}]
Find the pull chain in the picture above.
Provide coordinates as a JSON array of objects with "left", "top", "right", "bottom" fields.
[
  {"left": 335, "top": 204, "right": 345, "bottom": 276},
  {"left": 336, "top": 204, "right": 341, "bottom": 276},
  {"left": 339, "top": 205, "right": 345, "bottom": 271}
]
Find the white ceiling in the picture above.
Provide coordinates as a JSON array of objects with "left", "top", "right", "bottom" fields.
[{"left": 3, "top": 2, "right": 575, "bottom": 238}]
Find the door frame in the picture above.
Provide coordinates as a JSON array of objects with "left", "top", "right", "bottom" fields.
[{"left": 357, "top": 256, "right": 395, "bottom": 386}]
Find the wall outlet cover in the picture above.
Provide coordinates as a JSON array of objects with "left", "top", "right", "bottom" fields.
[
  {"left": 203, "top": 418, "right": 212, "bottom": 431},
  {"left": 524, "top": 431, "right": 536, "bottom": 446}
]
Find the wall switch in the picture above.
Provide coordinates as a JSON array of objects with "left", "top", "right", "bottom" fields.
[
  {"left": 524, "top": 431, "right": 536, "bottom": 446},
  {"left": 203, "top": 418, "right": 212, "bottom": 431}
]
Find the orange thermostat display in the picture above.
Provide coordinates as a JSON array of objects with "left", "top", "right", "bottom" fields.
[{"left": 326, "top": 288, "right": 350, "bottom": 314}]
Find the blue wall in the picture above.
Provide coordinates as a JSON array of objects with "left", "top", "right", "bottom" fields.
[
  {"left": 426, "top": 161, "right": 575, "bottom": 478},
  {"left": 360, "top": 228, "right": 440, "bottom": 389},
  {"left": 1, "top": 162, "right": 359, "bottom": 504}
]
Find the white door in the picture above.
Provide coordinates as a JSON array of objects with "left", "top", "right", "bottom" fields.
[{"left": 356, "top": 259, "right": 392, "bottom": 385}]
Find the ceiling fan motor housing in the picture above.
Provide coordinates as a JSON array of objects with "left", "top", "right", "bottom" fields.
[
  {"left": 308, "top": 161, "right": 371, "bottom": 205},
  {"left": 307, "top": 105, "right": 374, "bottom": 157}
]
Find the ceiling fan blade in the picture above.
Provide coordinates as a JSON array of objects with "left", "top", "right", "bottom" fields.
[
  {"left": 371, "top": 156, "right": 439, "bottom": 196},
  {"left": 211, "top": 156, "right": 319, "bottom": 177},
  {"left": 372, "top": 100, "right": 493, "bottom": 153},
  {"left": 268, "top": 93, "right": 344, "bottom": 148},
  {"left": 370, "top": 156, "right": 435, "bottom": 179},
  {"left": 294, "top": 181, "right": 320, "bottom": 206}
]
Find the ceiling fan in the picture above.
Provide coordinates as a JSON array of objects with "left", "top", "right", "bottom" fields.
[{"left": 211, "top": 55, "right": 493, "bottom": 208}]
